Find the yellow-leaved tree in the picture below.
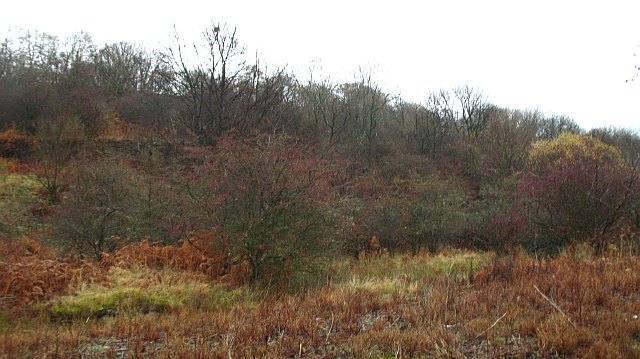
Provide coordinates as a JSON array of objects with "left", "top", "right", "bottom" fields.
[{"left": 520, "top": 133, "right": 638, "bottom": 252}]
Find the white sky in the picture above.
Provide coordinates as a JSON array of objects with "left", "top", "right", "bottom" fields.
[{"left": 2, "top": 0, "right": 639, "bottom": 131}]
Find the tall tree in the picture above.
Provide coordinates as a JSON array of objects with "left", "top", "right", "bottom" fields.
[
  {"left": 94, "top": 42, "right": 172, "bottom": 98},
  {"left": 167, "top": 23, "right": 246, "bottom": 143},
  {"left": 340, "top": 70, "right": 391, "bottom": 162},
  {"left": 299, "top": 73, "right": 347, "bottom": 153},
  {"left": 453, "top": 85, "right": 489, "bottom": 143}
]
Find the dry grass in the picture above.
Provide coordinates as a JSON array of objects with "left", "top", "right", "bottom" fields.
[
  {"left": 0, "top": 238, "right": 101, "bottom": 309},
  {"left": 2, "top": 246, "right": 640, "bottom": 358},
  {"left": 100, "top": 239, "right": 229, "bottom": 280},
  {"left": 100, "top": 232, "right": 249, "bottom": 287}
]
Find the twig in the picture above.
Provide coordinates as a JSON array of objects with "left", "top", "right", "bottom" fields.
[
  {"left": 475, "top": 312, "right": 506, "bottom": 339},
  {"left": 534, "top": 285, "right": 577, "bottom": 328},
  {"left": 325, "top": 312, "right": 334, "bottom": 343}
]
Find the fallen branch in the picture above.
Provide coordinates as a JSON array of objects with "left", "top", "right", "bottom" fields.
[
  {"left": 475, "top": 312, "right": 507, "bottom": 339},
  {"left": 534, "top": 285, "right": 577, "bottom": 328}
]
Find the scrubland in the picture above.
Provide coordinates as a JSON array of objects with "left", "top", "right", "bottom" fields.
[
  {"left": 2, "top": 233, "right": 640, "bottom": 358},
  {"left": 2, "top": 25, "right": 640, "bottom": 358}
]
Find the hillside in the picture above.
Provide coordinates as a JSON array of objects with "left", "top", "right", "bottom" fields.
[{"left": 1, "top": 25, "right": 640, "bottom": 358}]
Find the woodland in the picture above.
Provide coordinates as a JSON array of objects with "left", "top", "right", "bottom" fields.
[{"left": 1, "top": 24, "right": 640, "bottom": 357}]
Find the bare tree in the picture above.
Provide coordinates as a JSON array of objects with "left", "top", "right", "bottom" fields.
[
  {"left": 167, "top": 23, "right": 247, "bottom": 143},
  {"left": 235, "top": 61, "right": 299, "bottom": 135},
  {"left": 537, "top": 114, "right": 581, "bottom": 139},
  {"left": 0, "top": 37, "right": 14, "bottom": 79},
  {"left": 0, "top": 30, "right": 99, "bottom": 131},
  {"left": 589, "top": 126, "right": 640, "bottom": 166},
  {"left": 399, "top": 100, "right": 453, "bottom": 158},
  {"left": 35, "top": 115, "right": 85, "bottom": 203},
  {"left": 420, "top": 91, "right": 456, "bottom": 157},
  {"left": 13, "top": 30, "right": 60, "bottom": 85},
  {"left": 58, "top": 32, "right": 95, "bottom": 86},
  {"left": 299, "top": 72, "right": 347, "bottom": 153},
  {"left": 480, "top": 107, "right": 540, "bottom": 176},
  {"left": 341, "top": 70, "right": 391, "bottom": 161},
  {"left": 453, "top": 85, "right": 489, "bottom": 143},
  {"left": 94, "top": 42, "right": 172, "bottom": 98}
]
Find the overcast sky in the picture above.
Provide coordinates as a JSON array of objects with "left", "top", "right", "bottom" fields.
[{"left": 2, "top": 0, "right": 639, "bottom": 130}]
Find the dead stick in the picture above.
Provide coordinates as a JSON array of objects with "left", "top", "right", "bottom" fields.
[
  {"left": 534, "top": 285, "right": 577, "bottom": 328},
  {"left": 326, "top": 312, "right": 334, "bottom": 343},
  {"left": 475, "top": 312, "right": 507, "bottom": 339}
]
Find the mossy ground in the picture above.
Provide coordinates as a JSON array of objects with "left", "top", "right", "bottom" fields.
[{"left": 47, "top": 267, "right": 252, "bottom": 321}]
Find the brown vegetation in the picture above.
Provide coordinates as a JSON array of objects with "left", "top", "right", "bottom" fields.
[
  {"left": 99, "top": 235, "right": 231, "bottom": 281},
  {"left": 0, "top": 237, "right": 100, "bottom": 308},
  {"left": 2, "top": 246, "right": 640, "bottom": 357},
  {"left": 0, "top": 125, "right": 32, "bottom": 158},
  {"left": 1, "top": 24, "right": 640, "bottom": 358}
]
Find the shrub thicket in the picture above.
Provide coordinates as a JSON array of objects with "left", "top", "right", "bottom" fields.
[{"left": 520, "top": 133, "right": 639, "bottom": 252}]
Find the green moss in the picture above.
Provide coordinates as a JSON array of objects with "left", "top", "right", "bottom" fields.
[
  {"left": 50, "top": 287, "right": 169, "bottom": 321},
  {"left": 47, "top": 268, "right": 252, "bottom": 321}
]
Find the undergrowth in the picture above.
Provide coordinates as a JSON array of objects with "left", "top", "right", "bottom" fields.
[{"left": 3, "top": 247, "right": 640, "bottom": 358}]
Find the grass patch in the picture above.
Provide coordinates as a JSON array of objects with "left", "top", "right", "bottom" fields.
[
  {"left": 330, "top": 250, "right": 492, "bottom": 301},
  {"left": 346, "top": 250, "right": 492, "bottom": 294},
  {"left": 0, "top": 166, "right": 40, "bottom": 238},
  {"left": 48, "top": 267, "right": 251, "bottom": 321},
  {"left": 0, "top": 170, "right": 39, "bottom": 199},
  {"left": 50, "top": 287, "right": 170, "bottom": 320},
  {"left": 351, "top": 249, "right": 490, "bottom": 282},
  {"left": 0, "top": 310, "right": 10, "bottom": 330}
]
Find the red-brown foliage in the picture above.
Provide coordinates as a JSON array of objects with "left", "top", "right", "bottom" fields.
[
  {"left": 99, "top": 231, "right": 231, "bottom": 281},
  {"left": 0, "top": 159, "right": 31, "bottom": 174},
  {"left": 0, "top": 237, "right": 100, "bottom": 309},
  {"left": 0, "top": 125, "right": 32, "bottom": 158}
]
